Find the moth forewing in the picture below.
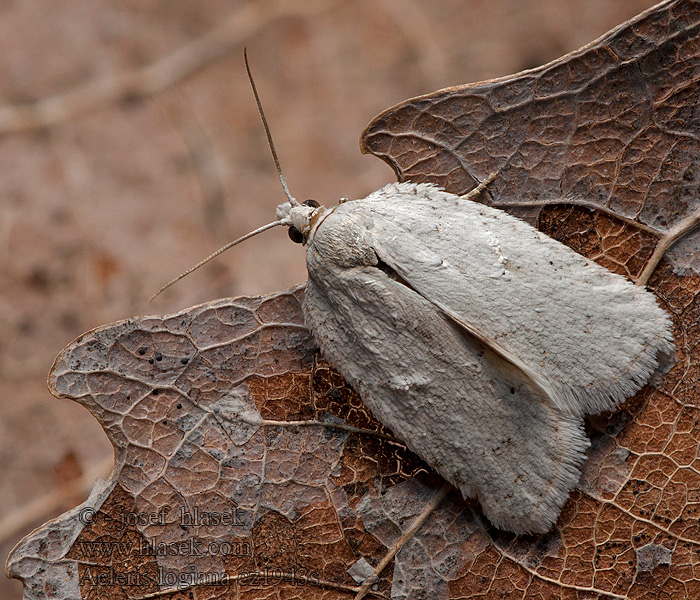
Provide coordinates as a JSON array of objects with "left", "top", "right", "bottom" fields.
[{"left": 363, "top": 183, "right": 675, "bottom": 416}]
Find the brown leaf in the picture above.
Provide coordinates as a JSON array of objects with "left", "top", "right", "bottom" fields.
[
  {"left": 8, "top": 288, "right": 451, "bottom": 599},
  {"left": 362, "top": 0, "right": 700, "bottom": 285},
  {"left": 6, "top": 1, "right": 700, "bottom": 599}
]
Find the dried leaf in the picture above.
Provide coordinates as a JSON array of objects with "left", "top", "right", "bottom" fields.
[
  {"left": 8, "top": 288, "right": 446, "bottom": 600},
  {"left": 7, "top": 1, "right": 700, "bottom": 599},
  {"left": 362, "top": 0, "right": 700, "bottom": 286}
]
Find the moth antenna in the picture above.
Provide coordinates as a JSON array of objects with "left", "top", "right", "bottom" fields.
[
  {"left": 150, "top": 219, "right": 290, "bottom": 301},
  {"left": 461, "top": 171, "right": 498, "bottom": 201},
  {"left": 152, "top": 51, "right": 300, "bottom": 301},
  {"left": 244, "top": 47, "right": 299, "bottom": 207}
]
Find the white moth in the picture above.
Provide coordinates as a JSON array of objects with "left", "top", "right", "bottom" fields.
[
  {"left": 274, "top": 181, "right": 674, "bottom": 534},
  {"left": 155, "top": 55, "right": 675, "bottom": 535}
]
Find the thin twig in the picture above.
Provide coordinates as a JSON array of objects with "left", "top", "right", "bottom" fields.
[
  {"left": 461, "top": 171, "right": 498, "bottom": 202},
  {"left": 354, "top": 482, "right": 451, "bottom": 600},
  {"left": 162, "top": 93, "right": 229, "bottom": 241},
  {"left": 0, "top": 0, "right": 339, "bottom": 135},
  {"left": 636, "top": 207, "right": 700, "bottom": 286}
]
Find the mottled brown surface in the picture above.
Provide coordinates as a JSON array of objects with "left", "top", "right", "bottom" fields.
[
  {"left": 10, "top": 289, "right": 428, "bottom": 598},
  {"left": 3, "top": 0, "right": 689, "bottom": 599},
  {"left": 363, "top": 1, "right": 700, "bottom": 234}
]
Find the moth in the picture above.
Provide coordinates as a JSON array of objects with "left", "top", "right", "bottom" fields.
[
  {"left": 276, "top": 180, "right": 673, "bottom": 535},
  {"left": 156, "top": 42, "right": 676, "bottom": 534}
]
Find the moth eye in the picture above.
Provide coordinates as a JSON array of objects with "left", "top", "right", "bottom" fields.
[
  {"left": 303, "top": 199, "right": 320, "bottom": 208},
  {"left": 288, "top": 227, "right": 304, "bottom": 244}
]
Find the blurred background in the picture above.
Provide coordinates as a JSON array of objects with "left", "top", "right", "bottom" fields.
[{"left": 0, "top": 0, "right": 656, "bottom": 597}]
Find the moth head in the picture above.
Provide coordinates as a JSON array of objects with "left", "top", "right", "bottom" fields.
[{"left": 279, "top": 199, "right": 328, "bottom": 245}]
